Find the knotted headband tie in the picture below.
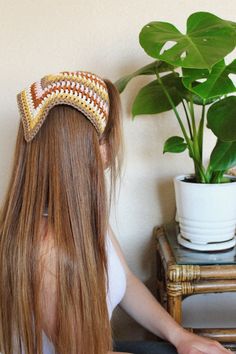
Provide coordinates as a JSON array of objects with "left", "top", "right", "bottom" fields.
[{"left": 17, "top": 71, "right": 110, "bottom": 142}]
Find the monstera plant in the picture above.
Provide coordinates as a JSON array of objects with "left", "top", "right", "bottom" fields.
[{"left": 116, "top": 11, "right": 236, "bottom": 184}]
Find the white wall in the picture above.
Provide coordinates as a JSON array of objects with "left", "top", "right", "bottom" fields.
[{"left": 1, "top": 0, "right": 236, "bottom": 341}]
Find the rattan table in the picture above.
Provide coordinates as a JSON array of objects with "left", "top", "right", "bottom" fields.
[{"left": 154, "top": 222, "right": 236, "bottom": 348}]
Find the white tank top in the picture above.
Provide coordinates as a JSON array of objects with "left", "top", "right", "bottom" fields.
[
  {"left": 106, "top": 232, "right": 127, "bottom": 318},
  {"left": 40, "top": 231, "right": 127, "bottom": 354}
]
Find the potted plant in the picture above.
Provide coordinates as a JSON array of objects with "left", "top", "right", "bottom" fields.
[{"left": 116, "top": 11, "right": 236, "bottom": 251}]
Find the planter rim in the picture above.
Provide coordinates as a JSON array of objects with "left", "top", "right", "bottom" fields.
[{"left": 174, "top": 174, "right": 236, "bottom": 186}]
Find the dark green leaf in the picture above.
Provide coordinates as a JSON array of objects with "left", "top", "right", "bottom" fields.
[
  {"left": 228, "top": 20, "right": 236, "bottom": 32},
  {"left": 207, "top": 96, "right": 236, "bottom": 141},
  {"left": 188, "top": 94, "right": 217, "bottom": 106},
  {"left": 163, "top": 136, "right": 187, "bottom": 153},
  {"left": 132, "top": 73, "right": 186, "bottom": 116},
  {"left": 182, "top": 59, "right": 236, "bottom": 100},
  {"left": 209, "top": 139, "right": 236, "bottom": 171},
  {"left": 183, "top": 87, "right": 217, "bottom": 105},
  {"left": 115, "top": 61, "right": 175, "bottom": 93},
  {"left": 139, "top": 12, "right": 236, "bottom": 69}
]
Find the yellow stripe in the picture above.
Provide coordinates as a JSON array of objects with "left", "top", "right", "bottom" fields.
[
  {"left": 44, "top": 74, "right": 108, "bottom": 101},
  {"left": 23, "top": 92, "right": 107, "bottom": 134},
  {"left": 21, "top": 91, "right": 36, "bottom": 129}
]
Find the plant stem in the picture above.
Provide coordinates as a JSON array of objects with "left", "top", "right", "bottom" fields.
[
  {"left": 193, "top": 159, "right": 208, "bottom": 183},
  {"left": 181, "top": 99, "right": 193, "bottom": 139},
  {"left": 155, "top": 71, "right": 193, "bottom": 153},
  {"left": 155, "top": 71, "right": 208, "bottom": 183},
  {"left": 187, "top": 95, "right": 208, "bottom": 182},
  {"left": 210, "top": 171, "right": 224, "bottom": 183},
  {"left": 188, "top": 96, "right": 197, "bottom": 136},
  {"left": 198, "top": 103, "right": 205, "bottom": 161}
]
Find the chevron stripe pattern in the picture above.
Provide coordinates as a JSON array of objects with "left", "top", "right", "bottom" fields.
[{"left": 17, "top": 71, "right": 110, "bottom": 142}]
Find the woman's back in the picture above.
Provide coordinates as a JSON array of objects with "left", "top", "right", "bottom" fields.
[{"left": 37, "top": 217, "right": 126, "bottom": 353}]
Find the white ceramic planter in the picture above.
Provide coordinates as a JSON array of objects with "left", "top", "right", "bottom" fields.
[{"left": 174, "top": 174, "right": 236, "bottom": 251}]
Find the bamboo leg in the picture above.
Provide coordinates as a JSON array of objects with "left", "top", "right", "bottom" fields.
[{"left": 167, "top": 294, "right": 182, "bottom": 324}]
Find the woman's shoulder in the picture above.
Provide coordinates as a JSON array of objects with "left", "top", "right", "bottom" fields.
[{"left": 107, "top": 225, "right": 131, "bottom": 277}]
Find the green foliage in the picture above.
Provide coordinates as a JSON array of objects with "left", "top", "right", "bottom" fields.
[
  {"left": 132, "top": 73, "right": 185, "bottom": 116},
  {"left": 139, "top": 12, "right": 236, "bottom": 70},
  {"left": 209, "top": 140, "right": 236, "bottom": 172},
  {"left": 207, "top": 96, "right": 236, "bottom": 142},
  {"left": 163, "top": 136, "right": 187, "bottom": 153},
  {"left": 116, "top": 60, "right": 174, "bottom": 93},
  {"left": 115, "top": 11, "right": 236, "bottom": 183},
  {"left": 182, "top": 60, "right": 236, "bottom": 100}
]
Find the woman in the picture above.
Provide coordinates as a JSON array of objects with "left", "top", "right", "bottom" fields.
[{"left": 0, "top": 71, "right": 230, "bottom": 354}]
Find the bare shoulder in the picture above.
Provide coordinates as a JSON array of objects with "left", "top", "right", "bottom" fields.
[{"left": 107, "top": 225, "right": 131, "bottom": 276}]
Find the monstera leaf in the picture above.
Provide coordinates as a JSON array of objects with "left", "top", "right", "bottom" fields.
[
  {"left": 207, "top": 96, "right": 236, "bottom": 142},
  {"left": 182, "top": 60, "right": 236, "bottom": 100},
  {"left": 209, "top": 139, "right": 236, "bottom": 171},
  {"left": 132, "top": 73, "right": 186, "bottom": 116},
  {"left": 163, "top": 136, "right": 187, "bottom": 153},
  {"left": 139, "top": 12, "right": 236, "bottom": 70},
  {"left": 115, "top": 60, "right": 175, "bottom": 93}
]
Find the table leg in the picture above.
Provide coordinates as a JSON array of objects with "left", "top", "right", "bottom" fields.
[{"left": 167, "top": 293, "right": 182, "bottom": 324}]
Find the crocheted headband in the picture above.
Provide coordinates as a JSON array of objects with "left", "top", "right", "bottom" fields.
[{"left": 17, "top": 71, "right": 110, "bottom": 142}]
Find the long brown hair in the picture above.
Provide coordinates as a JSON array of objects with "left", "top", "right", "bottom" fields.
[{"left": 0, "top": 79, "right": 123, "bottom": 354}]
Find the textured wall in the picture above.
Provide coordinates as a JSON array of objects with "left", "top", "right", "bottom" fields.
[{"left": 0, "top": 0, "right": 236, "bottom": 340}]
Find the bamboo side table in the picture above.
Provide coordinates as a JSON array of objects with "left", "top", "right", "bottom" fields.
[{"left": 154, "top": 222, "right": 236, "bottom": 347}]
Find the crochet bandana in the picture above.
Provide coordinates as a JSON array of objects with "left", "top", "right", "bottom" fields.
[{"left": 17, "top": 71, "right": 109, "bottom": 142}]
